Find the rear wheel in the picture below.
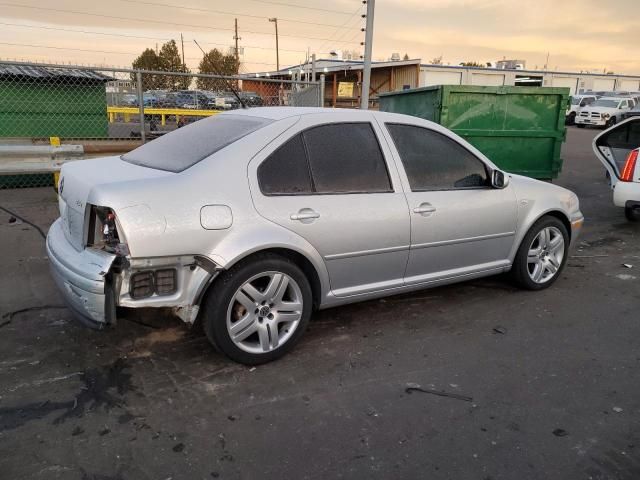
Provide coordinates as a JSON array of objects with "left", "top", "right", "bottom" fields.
[
  {"left": 511, "top": 216, "right": 569, "bottom": 290},
  {"left": 201, "top": 253, "right": 312, "bottom": 365},
  {"left": 625, "top": 206, "right": 640, "bottom": 222}
]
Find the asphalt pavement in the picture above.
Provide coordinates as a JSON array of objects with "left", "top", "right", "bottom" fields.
[{"left": 0, "top": 126, "right": 639, "bottom": 480}]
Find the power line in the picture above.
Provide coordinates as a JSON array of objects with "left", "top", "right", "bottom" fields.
[
  {"left": 117, "top": 0, "right": 353, "bottom": 29},
  {"left": 316, "top": 5, "right": 363, "bottom": 54},
  {"left": 0, "top": 21, "right": 329, "bottom": 54},
  {"left": 244, "top": 0, "right": 354, "bottom": 15},
  {"left": 0, "top": 3, "right": 361, "bottom": 43}
]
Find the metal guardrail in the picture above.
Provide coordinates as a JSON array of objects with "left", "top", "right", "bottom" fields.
[{"left": 107, "top": 106, "right": 221, "bottom": 125}]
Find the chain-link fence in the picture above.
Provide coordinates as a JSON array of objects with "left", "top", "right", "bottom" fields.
[{"left": 0, "top": 60, "right": 322, "bottom": 189}]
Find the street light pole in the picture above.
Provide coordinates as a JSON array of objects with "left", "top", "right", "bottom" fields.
[
  {"left": 269, "top": 17, "right": 280, "bottom": 71},
  {"left": 360, "top": 0, "right": 375, "bottom": 110}
]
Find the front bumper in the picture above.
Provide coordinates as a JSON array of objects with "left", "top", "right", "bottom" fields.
[
  {"left": 46, "top": 218, "right": 117, "bottom": 329},
  {"left": 569, "top": 211, "right": 585, "bottom": 249},
  {"left": 575, "top": 116, "right": 606, "bottom": 126}
]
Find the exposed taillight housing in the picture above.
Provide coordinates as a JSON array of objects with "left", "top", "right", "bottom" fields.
[
  {"left": 87, "top": 206, "right": 129, "bottom": 256},
  {"left": 129, "top": 269, "right": 177, "bottom": 299},
  {"left": 621, "top": 149, "right": 638, "bottom": 182}
]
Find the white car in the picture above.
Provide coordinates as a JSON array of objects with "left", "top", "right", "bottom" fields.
[
  {"left": 566, "top": 94, "right": 597, "bottom": 125},
  {"left": 576, "top": 97, "right": 635, "bottom": 128},
  {"left": 576, "top": 97, "right": 634, "bottom": 128},
  {"left": 593, "top": 117, "right": 640, "bottom": 221}
]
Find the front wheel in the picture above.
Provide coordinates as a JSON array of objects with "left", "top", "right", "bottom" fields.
[
  {"left": 511, "top": 216, "right": 569, "bottom": 290},
  {"left": 201, "top": 253, "right": 312, "bottom": 365},
  {"left": 606, "top": 117, "right": 617, "bottom": 128},
  {"left": 625, "top": 206, "right": 640, "bottom": 222}
]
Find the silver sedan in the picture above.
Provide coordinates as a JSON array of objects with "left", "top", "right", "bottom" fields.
[{"left": 47, "top": 107, "right": 584, "bottom": 364}]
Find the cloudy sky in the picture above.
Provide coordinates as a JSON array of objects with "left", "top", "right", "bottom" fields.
[{"left": 0, "top": 0, "right": 638, "bottom": 74}]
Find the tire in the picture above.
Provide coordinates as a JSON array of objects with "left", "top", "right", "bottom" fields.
[
  {"left": 625, "top": 206, "right": 640, "bottom": 222},
  {"left": 567, "top": 112, "right": 576, "bottom": 126},
  {"left": 606, "top": 117, "right": 617, "bottom": 128},
  {"left": 576, "top": 124, "right": 586, "bottom": 129},
  {"left": 201, "top": 253, "right": 313, "bottom": 365},
  {"left": 511, "top": 216, "right": 569, "bottom": 290}
]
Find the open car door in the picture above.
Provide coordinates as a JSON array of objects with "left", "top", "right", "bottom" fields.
[{"left": 593, "top": 117, "right": 640, "bottom": 187}]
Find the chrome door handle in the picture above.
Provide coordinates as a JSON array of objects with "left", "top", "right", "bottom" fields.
[
  {"left": 413, "top": 203, "right": 436, "bottom": 215},
  {"left": 290, "top": 210, "right": 320, "bottom": 221}
]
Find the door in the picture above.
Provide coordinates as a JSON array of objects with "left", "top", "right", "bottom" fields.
[
  {"left": 382, "top": 122, "right": 518, "bottom": 285},
  {"left": 250, "top": 115, "right": 410, "bottom": 297}
]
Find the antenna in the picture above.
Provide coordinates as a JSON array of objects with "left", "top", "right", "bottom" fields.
[{"left": 193, "top": 39, "right": 247, "bottom": 109}]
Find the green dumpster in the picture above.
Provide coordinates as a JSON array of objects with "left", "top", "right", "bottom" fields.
[{"left": 379, "top": 85, "right": 570, "bottom": 179}]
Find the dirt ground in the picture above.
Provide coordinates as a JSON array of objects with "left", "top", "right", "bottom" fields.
[{"left": 0, "top": 127, "right": 639, "bottom": 480}]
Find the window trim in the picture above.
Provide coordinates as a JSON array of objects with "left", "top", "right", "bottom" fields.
[
  {"left": 385, "top": 122, "right": 492, "bottom": 193},
  {"left": 258, "top": 121, "right": 395, "bottom": 196}
]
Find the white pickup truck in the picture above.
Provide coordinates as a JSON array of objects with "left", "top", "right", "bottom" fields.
[
  {"left": 593, "top": 117, "right": 640, "bottom": 221},
  {"left": 577, "top": 97, "right": 634, "bottom": 128},
  {"left": 566, "top": 94, "right": 598, "bottom": 125}
]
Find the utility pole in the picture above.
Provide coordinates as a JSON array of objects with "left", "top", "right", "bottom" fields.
[
  {"left": 180, "top": 33, "right": 186, "bottom": 71},
  {"left": 269, "top": 17, "right": 279, "bottom": 71},
  {"left": 360, "top": 0, "right": 375, "bottom": 110},
  {"left": 233, "top": 18, "right": 241, "bottom": 71}
]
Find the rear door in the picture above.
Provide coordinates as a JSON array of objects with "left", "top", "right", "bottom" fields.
[
  {"left": 594, "top": 118, "right": 640, "bottom": 182},
  {"left": 249, "top": 113, "right": 410, "bottom": 297}
]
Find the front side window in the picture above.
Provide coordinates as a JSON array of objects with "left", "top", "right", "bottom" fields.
[
  {"left": 386, "top": 124, "right": 489, "bottom": 191},
  {"left": 258, "top": 122, "right": 392, "bottom": 195}
]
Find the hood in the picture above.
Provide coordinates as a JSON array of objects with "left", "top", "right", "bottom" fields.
[{"left": 583, "top": 106, "right": 618, "bottom": 114}]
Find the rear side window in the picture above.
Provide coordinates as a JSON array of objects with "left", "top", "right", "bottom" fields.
[
  {"left": 386, "top": 124, "right": 488, "bottom": 191},
  {"left": 258, "top": 134, "right": 312, "bottom": 194},
  {"left": 122, "top": 114, "right": 272, "bottom": 172},
  {"left": 258, "top": 122, "right": 392, "bottom": 195}
]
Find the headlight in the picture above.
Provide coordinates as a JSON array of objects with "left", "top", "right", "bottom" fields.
[
  {"left": 602, "top": 113, "right": 610, "bottom": 119},
  {"left": 567, "top": 193, "right": 580, "bottom": 212}
]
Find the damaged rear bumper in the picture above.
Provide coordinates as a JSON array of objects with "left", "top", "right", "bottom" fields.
[{"left": 46, "top": 218, "right": 117, "bottom": 329}]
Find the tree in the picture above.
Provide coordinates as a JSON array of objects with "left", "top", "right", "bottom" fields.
[
  {"left": 131, "top": 48, "right": 163, "bottom": 90},
  {"left": 196, "top": 49, "right": 239, "bottom": 91},
  {"left": 459, "top": 61, "right": 485, "bottom": 67},
  {"left": 429, "top": 55, "right": 443, "bottom": 65},
  {"left": 403, "top": 53, "right": 410, "bottom": 61},
  {"left": 158, "top": 40, "right": 191, "bottom": 90}
]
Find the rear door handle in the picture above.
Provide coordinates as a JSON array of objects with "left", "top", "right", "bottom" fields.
[
  {"left": 413, "top": 203, "right": 436, "bottom": 215},
  {"left": 290, "top": 209, "right": 320, "bottom": 222}
]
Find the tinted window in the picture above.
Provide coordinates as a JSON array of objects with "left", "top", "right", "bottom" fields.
[
  {"left": 122, "top": 114, "right": 272, "bottom": 172},
  {"left": 258, "top": 134, "right": 312, "bottom": 195},
  {"left": 303, "top": 123, "right": 391, "bottom": 193},
  {"left": 386, "top": 124, "right": 488, "bottom": 191}
]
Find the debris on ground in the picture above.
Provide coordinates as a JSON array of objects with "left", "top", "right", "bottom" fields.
[
  {"left": 172, "top": 443, "right": 185, "bottom": 453},
  {"left": 405, "top": 382, "right": 473, "bottom": 402},
  {"left": 552, "top": 428, "right": 568, "bottom": 437},
  {"left": 613, "top": 407, "right": 623, "bottom": 413},
  {"left": 493, "top": 326, "right": 507, "bottom": 335},
  {"left": 622, "top": 264, "right": 633, "bottom": 269}
]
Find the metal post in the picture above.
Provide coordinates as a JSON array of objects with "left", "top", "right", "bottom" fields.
[
  {"left": 311, "top": 54, "right": 316, "bottom": 82},
  {"left": 135, "top": 70, "right": 146, "bottom": 143},
  {"left": 320, "top": 73, "right": 325, "bottom": 108},
  {"left": 360, "top": 0, "right": 375, "bottom": 110},
  {"left": 269, "top": 18, "right": 279, "bottom": 71}
]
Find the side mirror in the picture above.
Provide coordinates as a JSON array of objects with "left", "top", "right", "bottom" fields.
[{"left": 491, "top": 169, "right": 509, "bottom": 189}]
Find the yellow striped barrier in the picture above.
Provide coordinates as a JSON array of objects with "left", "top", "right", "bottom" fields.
[{"left": 107, "top": 106, "right": 222, "bottom": 126}]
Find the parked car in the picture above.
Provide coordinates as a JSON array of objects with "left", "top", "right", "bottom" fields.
[
  {"left": 239, "top": 91, "right": 264, "bottom": 107},
  {"left": 593, "top": 117, "right": 640, "bottom": 221},
  {"left": 206, "top": 92, "right": 241, "bottom": 110},
  {"left": 624, "top": 104, "right": 640, "bottom": 119},
  {"left": 566, "top": 94, "right": 598, "bottom": 125},
  {"left": 174, "top": 90, "right": 209, "bottom": 109},
  {"left": 120, "top": 94, "right": 137, "bottom": 107},
  {"left": 48, "top": 108, "right": 583, "bottom": 364},
  {"left": 575, "top": 97, "right": 633, "bottom": 128}
]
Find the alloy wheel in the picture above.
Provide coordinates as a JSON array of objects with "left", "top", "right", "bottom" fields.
[
  {"left": 226, "top": 271, "right": 303, "bottom": 354},
  {"left": 527, "top": 226, "right": 565, "bottom": 284}
]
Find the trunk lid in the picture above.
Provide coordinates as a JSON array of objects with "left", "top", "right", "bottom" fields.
[
  {"left": 58, "top": 156, "right": 171, "bottom": 251},
  {"left": 593, "top": 117, "right": 640, "bottom": 187}
]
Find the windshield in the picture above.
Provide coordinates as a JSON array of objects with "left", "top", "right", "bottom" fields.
[
  {"left": 122, "top": 114, "right": 272, "bottom": 172},
  {"left": 571, "top": 97, "right": 581, "bottom": 105},
  {"left": 593, "top": 99, "right": 619, "bottom": 108}
]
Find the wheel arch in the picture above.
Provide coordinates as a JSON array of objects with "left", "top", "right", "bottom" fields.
[{"left": 510, "top": 208, "right": 572, "bottom": 262}]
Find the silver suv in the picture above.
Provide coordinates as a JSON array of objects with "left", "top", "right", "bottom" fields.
[{"left": 48, "top": 108, "right": 583, "bottom": 364}]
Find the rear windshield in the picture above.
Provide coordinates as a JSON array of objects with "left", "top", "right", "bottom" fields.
[{"left": 122, "top": 114, "right": 272, "bottom": 172}]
